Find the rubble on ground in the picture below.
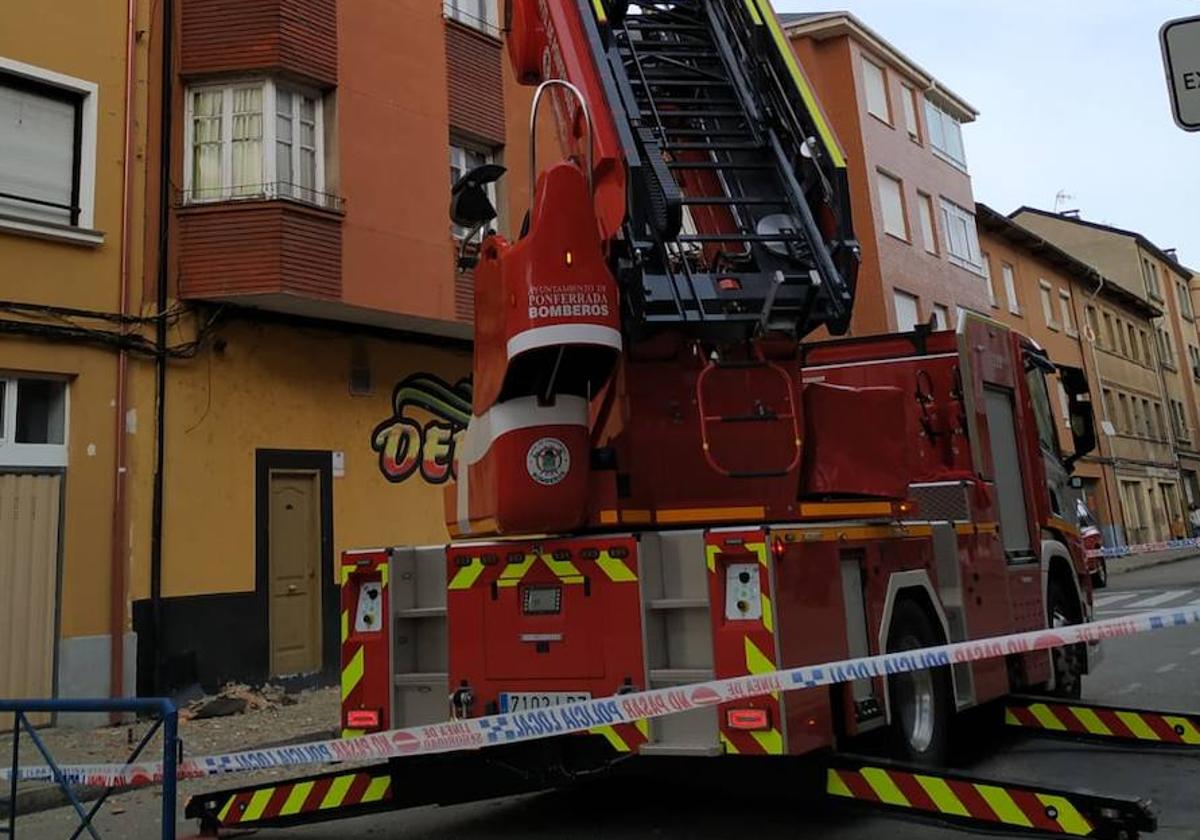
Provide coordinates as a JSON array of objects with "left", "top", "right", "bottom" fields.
[{"left": 181, "top": 682, "right": 298, "bottom": 721}]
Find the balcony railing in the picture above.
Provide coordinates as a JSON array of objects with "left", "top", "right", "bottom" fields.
[{"left": 177, "top": 181, "right": 345, "bottom": 212}]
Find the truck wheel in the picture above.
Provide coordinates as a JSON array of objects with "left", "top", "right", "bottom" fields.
[
  {"left": 887, "top": 599, "right": 954, "bottom": 766},
  {"left": 1047, "top": 578, "right": 1084, "bottom": 699},
  {"left": 1091, "top": 557, "right": 1108, "bottom": 590}
]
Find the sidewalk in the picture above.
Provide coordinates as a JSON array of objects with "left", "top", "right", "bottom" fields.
[
  {"left": 1108, "top": 545, "right": 1200, "bottom": 576},
  {"left": 0, "top": 686, "right": 339, "bottom": 820}
]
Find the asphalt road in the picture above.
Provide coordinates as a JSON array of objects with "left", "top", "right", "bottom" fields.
[{"left": 16, "top": 558, "right": 1200, "bottom": 840}]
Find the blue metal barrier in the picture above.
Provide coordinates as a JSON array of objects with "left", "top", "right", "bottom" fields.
[{"left": 0, "top": 698, "right": 178, "bottom": 840}]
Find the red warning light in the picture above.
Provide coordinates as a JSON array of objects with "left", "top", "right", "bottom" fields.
[
  {"left": 726, "top": 708, "right": 771, "bottom": 731},
  {"left": 347, "top": 709, "right": 381, "bottom": 729}
]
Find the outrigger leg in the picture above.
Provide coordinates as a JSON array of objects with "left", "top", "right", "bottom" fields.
[
  {"left": 1003, "top": 696, "right": 1200, "bottom": 748},
  {"left": 826, "top": 755, "right": 1157, "bottom": 838}
]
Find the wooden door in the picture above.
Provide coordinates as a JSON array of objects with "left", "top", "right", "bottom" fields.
[
  {"left": 0, "top": 473, "right": 61, "bottom": 726},
  {"left": 268, "top": 471, "right": 322, "bottom": 677}
]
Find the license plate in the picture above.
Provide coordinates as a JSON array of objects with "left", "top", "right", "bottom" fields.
[{"left": 499, "top": 692, "right": 591, "bottom": 713}]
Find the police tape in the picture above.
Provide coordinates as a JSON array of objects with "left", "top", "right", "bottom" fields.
[
  {"left": 1088, "top": 535, "right": 1200, "bottom": 559},
  {"left": 4, "top": 605, "right": 1198, "bottom": 789}
]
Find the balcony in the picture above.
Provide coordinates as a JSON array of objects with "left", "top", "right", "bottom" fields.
[{"left": 176, "top": 193, "right": 343, "bottom": 307}]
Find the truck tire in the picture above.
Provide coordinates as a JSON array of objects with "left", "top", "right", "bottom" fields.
[
  {"left": 1047, "top": 577, "right": 1084, "bottom": 699},
  {"left": 886, "top": 599, "right": 954, "bottom": 766}
]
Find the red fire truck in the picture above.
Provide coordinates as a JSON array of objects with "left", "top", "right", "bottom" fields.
[{"left": 188, "top": 2, "right": 1175, "bottom": 836}]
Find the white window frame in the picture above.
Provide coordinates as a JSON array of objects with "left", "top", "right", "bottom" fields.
[
  {"left": 0, "top": 376, "right": 69, "bottom": 468},
  {"left": 1059, "top": 289, "right": 1076, "bottom": 336},
  {"left": 876, "top": 170, "right": 907, "bottom": 241},
  {"left": 938, "top": 198, "right": 983, "bottom": 274},
  {"left": 862, "top": 56, "right": 891, "bottom": 124},
  {"left": 925, "top": 98, "right": 967, "bottom": 171},
  {"left": 982, "top": 254, "right": 997, "bottom": 308},
  {"left": 893, "top": 288, "right": 920, "bottom": 332},
  {"left": 1001, "top": 262, "right": 1020, "bottom": 315},
  {"left": 443, "top": 0, "right": 499, "bottom": 35},
  {"left": 916, "top": 191, "right": 937, "bottom": 254},
  {"left": 182, "top": 78, "right": 326, "bottom": 206},
  {"left": 0, "top": 56, "right": 100, "bottom": 245},
  {"left": 1039, "top": 280, "right": 1057, "bottom": 330},
  {"left": 901, "top": 83, "right": 921, "bottom": 142}
]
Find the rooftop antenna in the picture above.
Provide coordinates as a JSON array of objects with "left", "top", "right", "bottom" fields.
[{"left": 1054, "top": 190, "right": 1075, "bottom": 214}]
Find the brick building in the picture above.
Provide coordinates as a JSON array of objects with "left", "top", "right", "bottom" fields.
[{"left": 783, "top": 12, "right": 990, "bottom": 336}]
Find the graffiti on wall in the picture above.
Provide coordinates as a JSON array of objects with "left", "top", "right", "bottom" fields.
[{"left": 371, "top": 374, "right": 472, "bottom": 484}]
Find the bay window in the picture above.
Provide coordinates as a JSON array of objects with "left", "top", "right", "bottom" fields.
[
  {"left": 184, "top": 79, "right": 327, "bottom": 206},
  {"left": 925, "top": 98, "right": 967, "bottom": 169}
]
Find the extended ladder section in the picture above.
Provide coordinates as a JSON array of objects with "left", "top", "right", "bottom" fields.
[{"left": 592, "top": 0, "right": 859, "bottom": 339}]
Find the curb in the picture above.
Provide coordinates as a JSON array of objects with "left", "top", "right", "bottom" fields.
[
  {"left": 1109, "top": 549, "right": 1200, "bottom": 576},
  {"left": 0, "top": 728, "right": 337, "bottom": 820}
]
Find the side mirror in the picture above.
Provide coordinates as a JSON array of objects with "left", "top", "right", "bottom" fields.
[
  {"left": 1058, "top": 365, "right": 1096, "bottom": 471},
  {"left": 450, "top": 164, "right": 507, "bottom": 230}
]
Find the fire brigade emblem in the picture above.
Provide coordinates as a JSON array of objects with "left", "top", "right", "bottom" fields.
[{"left": 526, "top": 437, "right": 571, "bottom": 486}]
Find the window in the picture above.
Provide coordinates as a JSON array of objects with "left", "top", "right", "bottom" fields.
[
  {"left": 877, "top": 171, "right": 907, "bottom": 240},
  {"left": 1189, "top": 345, "right": 1200, "bottom": 380},
  {"left": 1117, "top": 393, "right": 1130, "bottom": 432},
  {"left": 184, "top": 80, "right": 328, "bottom": 207},
  {"left": 1025, "top": 367, "right": 1058, "bottom": 454},
  {"left": 1173, "top": 400, "right": 1190, "bottom": 441},
  {"left": 916, "top": 192, "right": 937, "bottom": 254},
  {"left": 901, "top": 84, "right": 921, "bottom": 141},
  {"left": 1132, "top": 398, "right": 1144, "bottom": 437},
  {"left": 1002, "top": 262, "right": 1020, "bottom": 315},
  {"left": 0, "top": 377, "right": 67, "bottom": 468},
  {"left": 932, "top": 304, "right": 951, "bottom": 329},
  {"left": 1159, "top": 327, "right": 1176, "bottom": 368},
  {"left": 1142, "top": 258, "right": 1162, "bottom": 300},
  {"left": 862, "top": 57, "right": 890, "bottom": 123},
  {"left": 1127, "top": 324, "right": 1139, "bottom": 362},
  {"left": 893, "top": 289, "right": 920, "bottom": 331},
  {"left": 443, "top": 0, "right": 499, "bottom": 34},
  {"left": 1116, "top": 319, "right": 1128, "bottom": 356},
  {"left": 1059, "top": 291, "right": 1076, "bottom": 335},
  {"left": 1141, "top": 330, "right": 1153, "bottom": 365},
  {"left": 1179, "top": 280, "right": 1194, "bottom": 319},
  {"left": 450, "top": 141, "right": 498, "bottom": 238},
  {"left": 938, "top": 198, "right": 983, "bottom": 272},
  {"left": 1039, "top": 281, "right": 1056, "bottom": 329},
  {"left": 982, "top": 255, "right": 997, "bottom": 308},
  {"left": 1155, "top": 403, "right": 1167, "bottom": 441},
  {"left": 1057, "top": 380, "right": 1071, "bottom": 428},
  {"left": 925, "top": 98, "right": 967, "bottom": 169},
  {"left": 0, "top": 59, "right": 99, "bottom": 241},
  {"left": 1102, "top": 312, "right": 1115, "bottom": 350}
]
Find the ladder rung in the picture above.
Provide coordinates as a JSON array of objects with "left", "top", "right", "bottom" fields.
[
  {"left": 680, "top": 196, "right": 791, "bottom": 206},
  {"left": 631, "top": 79, "right": 733, "bottom": 88},
  {"left": 644, "top": 110, "right": 747, "bottom": 119},
  {"left": 677, "top": 234, "right": 811, "bottom": 243},
  {"left": 664, "top": 142, "right": 763, "bottom": 152},
  {"left": 667, "top": 161, "right": 774, "bottom": 171}
]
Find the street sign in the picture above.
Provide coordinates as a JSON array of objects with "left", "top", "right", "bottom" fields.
[{"left": 1161, "top": 14, "right": 1200, "bottom": 131}]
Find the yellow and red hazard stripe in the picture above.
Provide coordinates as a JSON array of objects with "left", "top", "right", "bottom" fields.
[
  {"left": 214, "top": 770, "right": 392, "bottom": 827},
  {"left": 707, "top": 531, "right": 785, "bottom": 756},
  {"left": 341, "top": 550, "right": 391, "bottom": 739},
  {"left": 1005, "top": 699, "right": 1200, "bottom": 745},
  {"left": 827, "top": 764, "right": 1093, "bottom": 835}
]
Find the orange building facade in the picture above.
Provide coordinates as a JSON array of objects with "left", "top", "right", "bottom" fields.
[
  {"left": 120, "top": 0, "right": 537, "bottom": 693},
  {"left": 784, "top": 12, "right": 991, "bottom": 336}
]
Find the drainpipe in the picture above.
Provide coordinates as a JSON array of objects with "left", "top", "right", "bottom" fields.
[
  {"left": 109, "top": 0, "right": 138, "bottom": 716},
  {"left": 149, "top": 0, "right": 174, "bottom": 695},
  {"left": 1083, "top": 273, "right": 1126, "bottom": 546}
]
